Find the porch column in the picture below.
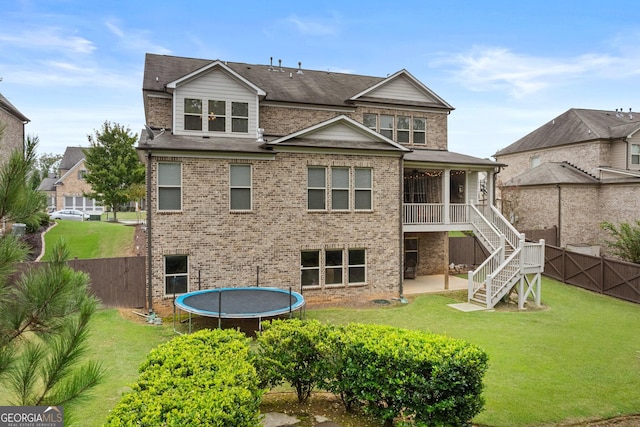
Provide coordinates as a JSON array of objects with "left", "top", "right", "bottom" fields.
[
  {"left": 443, "top": 169, "right": 451, "bottom": 224},
  {"left": 487, "top": 169, "right": 495, "bottom": 206}
]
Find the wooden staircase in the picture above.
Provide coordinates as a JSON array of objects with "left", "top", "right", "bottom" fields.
[{"left": 467, "top": 204, "right": 545, "bottom": 309}]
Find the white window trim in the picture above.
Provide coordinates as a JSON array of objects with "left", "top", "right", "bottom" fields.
[
  {"left": 157, "top": 162, "right": 182, "bottom": 212},
  {"left": 307, "top": 167, "right": 327, "bottom": 211},
  {"left": 354, "top": 168, "right": 373, "bottom": 211},
  {"left": 331, "top": 167, "right": 350, "bottom": 211},
  {"left": 348, "top": 248, "right": 367, "bottom": 285},
  {"left": 164, "top": 255, "right": 189, "bottom": 296},
  {"left": 230, "top": 164, "right": 253, "bottom": 211},
  {"left": 301, "top": 248, "right": 367, "bottom": 288}
]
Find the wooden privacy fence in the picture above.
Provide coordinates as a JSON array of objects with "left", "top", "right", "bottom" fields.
[
  {"left": 544, "top": 245, "right": 640, "bottom": 304},
  {"left": 449, "top": 236, "right": 489, "bottom": 267},
  {"left": 14, "top": 256, "right": 146, "bottom": 308}
]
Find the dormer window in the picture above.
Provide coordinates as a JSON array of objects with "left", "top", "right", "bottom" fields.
[
  {"left": 231, "top": 102, "right": 249, "bottom": 133},
  {"left": 184, "top": 99, "right": 203, "bottom": 131},
  {"left": 208, "top": 100, "right": 226, "bottom": 131},
  {"left": 631, "top": 144, "right": 640, "bottom": 165}
]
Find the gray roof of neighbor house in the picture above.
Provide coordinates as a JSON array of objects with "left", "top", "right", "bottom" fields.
[
  {"left": 0, "top": 93, "right": 29, "bottom": 122},
  {"left": 143, "top": 54, "right": 453, "bottom": 111},
  {"left": 59, "top": 146, "right": 87, "bottom": 171},
  {"left": 37, "top": 176, "right": 57, "bottom": 192},
  {"left": 495, "top": 108, "right": 640, "bottom": 157},
  {"left": 502, "top": 162, "right": 600, "bottom": 187}
]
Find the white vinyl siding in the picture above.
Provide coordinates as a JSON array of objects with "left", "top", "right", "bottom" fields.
[
  {"left": 366, "top": 77, "right": 438, "bottom": 103},
  {"left": 174, "top": 70, "right": 257, "bottom": 136}
]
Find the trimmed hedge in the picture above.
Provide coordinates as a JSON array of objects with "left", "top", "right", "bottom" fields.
[
  {"left": 255, "top": 319, "right": 334, "bottom": 402},
  {"left": 104, "top": 329, "right": 264, "bottom": 427},
  {"left": 256, "top": 320, "right": 488, "bottom": 426}
]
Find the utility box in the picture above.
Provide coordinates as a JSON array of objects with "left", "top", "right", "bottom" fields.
[
  {"left": 89, "top": 214, "right": 102, "bottom": 221},
  {"left": 12, "top": 223, "right": 26, "bottom": 237}
]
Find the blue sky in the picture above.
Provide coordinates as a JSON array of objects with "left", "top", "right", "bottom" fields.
[{"left": 1, "top": 0, "right": 638, "bottom": 158}]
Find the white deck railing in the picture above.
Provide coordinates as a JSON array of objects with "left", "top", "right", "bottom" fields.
[{"left": 403, "top": 203, "right": 469, "bottom": 225}]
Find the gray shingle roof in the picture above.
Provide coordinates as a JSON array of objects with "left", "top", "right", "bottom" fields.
[
  {"left": 502, "top": 162, "right": 600, "bottom": 186},
  {"left": 495, "top": 108, "right": 640, "bottom": 156},
  {"left": 143, "top": 54, "right": 452, "bottom": 110},
  {"left": 59, "top": 146, "right": 87, "bottom": 170},
  {"left": 405, "top": 149, "right": 502, "bottom": 167},
  {"left": 0, "top": 93, "right": 29, "bottom": 122}
]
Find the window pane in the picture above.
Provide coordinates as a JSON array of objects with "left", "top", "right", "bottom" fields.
[
  {"left": 348, "top": 267, "right": 365, "bottom": 283},
  {"left": 380, "top": 115, "right": 394, "bottom": 129},
  {"left": 231, "top": 188, "right": 251, "bottom": 210},
  {"left": 397, "top": 130, "right": 409, "bottom": 143},
  {"left": 405, "top": 238, "right": 418, "bottom": 251},
  {"left": 326, "top": 250, "right": 343, "bottom": 266},
  {"left": 397, "top": 116, "right": 410, "bottom": 130},
  {"left": 355, "top": 169, "right": 371, "bottom": 188},
  {"left": 363, "top": 113, "right": 377, "bottom": 129},
  {"left": 332, "top": 190, "right": 349, "bottom": 210},
  {"left": 159, "top": 188, "right": 181, "bottom": 210},
  {"left": 332, "top": 168, "right": 349, "bottom": 188},
  {"left": 232, "top": 118, "right": 248, "bottom": 133},
  {"left": 184, "top": 98, "right": 202, "bottom": 114},
  {"left": 413, "top": 132, "right": 425, "bottom": 144},
  {"left": 185, "top": 115, "right": 202, "bottom": 130},
  {"left": 308, "top": 189, "right": 326, "bottom": 210},
  {"left": 166, "top": 255, "right": 187, "bottom": 274},
  {"left": 209, "top": 117, "right": 225, "bottom": 131},
  {"left": 158, "top": 163, "right": 181, "bottom": 185},
  {"left": 301, "top": 269, "right": 319, "bottom": 287},
  {"left": 349, "top": 249, "right": 365, "bottom": 265},
  {"left": 230, "top": 165, "right": 251, "bottom": 186},
  {"left": 209, "top": 100, "right": 226, "bottom": 115},
  {"left": 413, "top": 118, "right": 425, "bottom": 131},
  {"left": 355, "top": 191, "right": 371, "bottom": 210},
  {"left": 308, "top": 168, "right": 326, "bottom": 187},
  {"left": 301, "top": 251, "right": 319, "bottom": 267},
  {"left": 232, "top": 102, "right": 248, "bottom": 117},
  {"left": 166, "top": 276, "right": 188, "bottom": 294}
]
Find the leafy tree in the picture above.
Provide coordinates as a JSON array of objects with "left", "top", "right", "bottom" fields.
[
  {"left": 0, "top": 142, "right": 103, "bottom": 415},
  {"left": 601, "top": 220, "right": 640, "bottom": 264},
  {"left": 29, "top": 149, "right": 63, "bottom": 190},
  {"left": 84, "top": 121, "right": 145, "bottom": 222}
]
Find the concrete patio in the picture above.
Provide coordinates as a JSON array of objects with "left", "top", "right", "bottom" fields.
[{"left": 402, "top": 274, "right": 468, "bottom": 295}]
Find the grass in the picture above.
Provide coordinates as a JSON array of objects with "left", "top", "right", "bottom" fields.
[
  {"left": 306, "top": 279, "right": 640, "bottom": 426},
  {"left": 42, "top": 220, "right": 136, "bottom": 260}
]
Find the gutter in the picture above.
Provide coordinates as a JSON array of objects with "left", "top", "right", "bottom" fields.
[{"left": 146, "top": 150, "right": 153, "bottom": 314}]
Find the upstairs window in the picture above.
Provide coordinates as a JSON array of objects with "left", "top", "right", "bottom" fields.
[
  {"left": 77, "top": 169, "right": 87, "bottom": 179},
  {"left": 308, "top": 167, "right": 327, "bottom": 210},
  {"left": 363, "top": 113, "right": 377, "bottom": 131},
  {"left": 331, "top": 167, "right": 350, "bottom": 210},
  {"left": 632, "top": 144, "right": 640, "bottom": 165},
  {"left": 354, "top": 168, "right": 372, "bottom": 210},
  {"left": 397, "top": 116, "right": 410, "bottom": 143},
  {"left": 158, "top": 162, "right": 182, "bottom": 211},
  {"left": 230, "top": 164, "right": 252, "bottom": 210},
  {"left": 208, "top": 100, "right": 226, "bottom": 132},
  {"left": 413, "top": 118, "right": 426, "bottom": 144},
  {"left": 380, "top": 115, "right": 394, "bottom": 139},
  {"left": 231, "top": 102, "right": 249, "bottom": 133},
  {"left": 184, "top": 98, "right": 202, "bottom": 131}
]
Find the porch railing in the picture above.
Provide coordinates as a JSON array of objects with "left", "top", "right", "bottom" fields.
[{"left": 403, "top": 203, "right": 469, "bottom": 225}]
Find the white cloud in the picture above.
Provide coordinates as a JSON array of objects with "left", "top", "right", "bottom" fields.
[
  {"left": 0, "top": 27, "right": 95, "bottom": 54},
  {"left": 436, "top": 46, "right": 632, "bottom": 98},
  {"left": 286, "top": 14, "right": 340, "bottom": 36},
  {"left": 103, "top": 19, "right": 171, "bottom": 55}
]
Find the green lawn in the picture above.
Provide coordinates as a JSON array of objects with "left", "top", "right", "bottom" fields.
[
  {"left": 307, "top": 279, "right": 640, "bottom": 426},
  {"left": 42, "top": 220, "right": 136, "bottom": 260}
]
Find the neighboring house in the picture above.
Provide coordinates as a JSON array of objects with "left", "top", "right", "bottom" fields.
[
  {"left": 38, "top": 146, "right": 103, "bottom": 213},
  {"left": 495, "top": 108, "right": 640, "bottom": 254},
  {"left": 139, "top": 53, "right": 544, "bottom": 313},
  {"left": 0, "top": 92, "right": 29, "bottom": 164}
]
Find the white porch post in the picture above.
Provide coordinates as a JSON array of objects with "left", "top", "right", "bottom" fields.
[
  {"left": 487, "top": 169, "right": 495, "bottom": 207},
  {"left": 443, "top": 169, "right": 451, "bottom": 224}
]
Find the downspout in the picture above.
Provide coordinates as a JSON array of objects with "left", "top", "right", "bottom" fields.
[
  {"left": 146, "top": 151, "right": 153, "bottom": 314},
  {"left": 557, "top": 184, "right": 562, "bottom": 247}
]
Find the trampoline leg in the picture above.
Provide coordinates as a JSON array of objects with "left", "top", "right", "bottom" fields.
[{"left": 188, "top": 312, "right": 192, "bottom": 334}]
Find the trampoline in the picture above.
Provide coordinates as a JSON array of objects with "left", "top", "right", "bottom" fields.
[{"left": 173, "top": 287, "right": 305, "bottom": 333}]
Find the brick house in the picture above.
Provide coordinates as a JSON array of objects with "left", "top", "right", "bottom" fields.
[
  {"left": 0, "top": 92, "right": 29, "bottom": 164},
  {"left": 495, "top": 108, "right": 640, "bottom": 254},
  {"left": 38, "top": 146, "right": 104, "bottom": 213},
  {"left": 139, "top": 54, "right": 544, "bottom": 312}
]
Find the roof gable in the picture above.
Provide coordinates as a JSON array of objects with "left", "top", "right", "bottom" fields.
[
  {"left": 166, "top": 60, "right": 266, "bottom": 96},
  {"left": 266, "top": 115, "right": 409, "bottom": 152},
  {"left": 59, "top": 146, "right": 87, "bottom": 170},
  {"left": 349, "top": 70, "right": 453, "bottom": 110},
  {"left": 496, "top": 108, "right": 640, "bottom": 156}
]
